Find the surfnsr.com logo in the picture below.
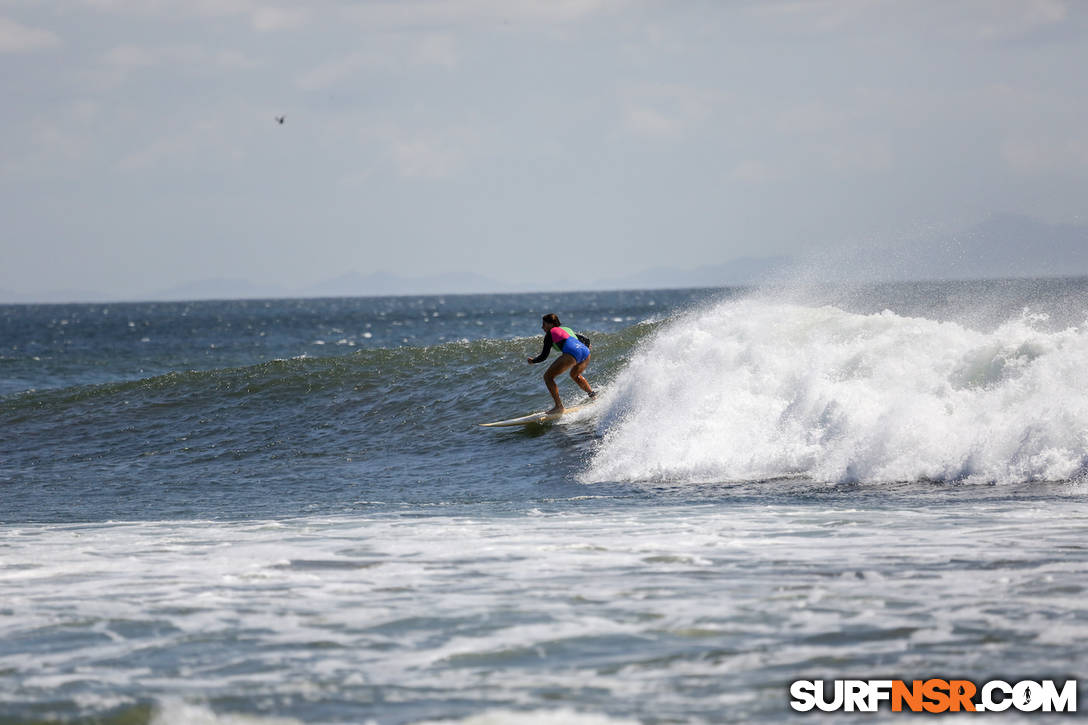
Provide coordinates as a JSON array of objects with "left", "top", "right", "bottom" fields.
[{"left": 789, "top": 679, "right": 1077, "bottom": 713}]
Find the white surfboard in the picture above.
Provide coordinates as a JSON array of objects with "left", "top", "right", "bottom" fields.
[{"left": 480, "top": 403, "right": 589, "bottom": 428}]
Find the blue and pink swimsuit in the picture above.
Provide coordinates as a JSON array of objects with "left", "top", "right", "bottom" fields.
[{"left": 531, "top": 326, "right": 591, "bottom": 364}]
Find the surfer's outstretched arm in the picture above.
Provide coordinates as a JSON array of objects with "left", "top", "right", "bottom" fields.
[{"left": 527, "top": 334, "right": 551, "bottom": 364}]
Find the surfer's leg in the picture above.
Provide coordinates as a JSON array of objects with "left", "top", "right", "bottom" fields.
[
  {"left": 569, "top": 355, "right": 593, "bottom": 395},
  {"left": 545, "top": 355, "right": 575, "bottom": 414}
]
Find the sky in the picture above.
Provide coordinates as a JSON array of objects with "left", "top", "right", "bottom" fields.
[{"left": 3, "top": 0, "right": 1088, "bottom": 301}]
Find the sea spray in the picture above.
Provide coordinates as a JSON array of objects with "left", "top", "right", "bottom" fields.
[{"left": 584, "top": 299, "right": 1088, "bottom": 485}]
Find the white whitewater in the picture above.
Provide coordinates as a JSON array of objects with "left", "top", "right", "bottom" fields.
[{"left": 586, "top": 298, "right": 1088, "bottom": 485}]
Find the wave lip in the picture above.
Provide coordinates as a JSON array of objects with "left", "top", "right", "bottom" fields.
[{"left": 584, "top": 299, "right": 1088, "bottom": 486}]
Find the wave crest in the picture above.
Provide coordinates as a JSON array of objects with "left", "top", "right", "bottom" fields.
[{"left": 584, "top": 300, "right": 1088, "bottom": 485}]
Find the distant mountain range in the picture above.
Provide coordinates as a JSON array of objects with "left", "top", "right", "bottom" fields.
[{"left": 4, "top": 214, "right": 1087, "bottom": 303}]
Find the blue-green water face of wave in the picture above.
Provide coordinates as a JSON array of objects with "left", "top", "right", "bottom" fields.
[{"left": 0, "top": 289, "right": 715, "bottom": 523}]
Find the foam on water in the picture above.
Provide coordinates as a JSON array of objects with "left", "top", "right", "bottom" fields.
[
  {"left": 151, "top": 700, "right": 304, "bottom": 724},
  {"left": 415, "top": 709, "right": 641, "bottom": 725},
  {"left": 585, "top": 298, "right": 1088, "bottom": 485},
  {"left": 4, "top": 501, "right": 1086, "bottom": 723},
  {"left": 147, "top": 701, "right": 639, "bottom": 725}
]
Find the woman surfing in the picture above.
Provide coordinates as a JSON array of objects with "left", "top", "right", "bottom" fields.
[{"left": 527, "top": 313, "right": 596, "bottom": 415}]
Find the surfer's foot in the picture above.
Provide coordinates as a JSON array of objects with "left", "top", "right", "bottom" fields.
[{"left": 547, "top": 405, "right": 565, "bottom": 415}]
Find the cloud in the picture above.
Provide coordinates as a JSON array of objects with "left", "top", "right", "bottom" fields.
[
  {"left": 78, "top": 0, "right": 310, "bottom": 32},
  {"left": 340, "top": 0, "right": 628, "bottom": 29},
  {"left": 295, "top": 33, "right": 458, "bottom": 91},
  {"left": 973, "top": 0, "right": 1067, "bottom": 38},
  {"left": 746, "top": 0, "right": 1070, "bottom": 42},
  {"left": 77, "top": 0, "right": 629, "bottom": 27},
  {"left": 0, "top": 16, "right": 61, "bottom": 53},
  {"left": 81, "top": 0, "right": 256, "bottom": 17},
  {"left": 91, "top": 43, "right": 260, "bottom": 88},
  {"left": 415, "top": 33, "right": 458, "bottom": 67},
  {"left": 1, "top": 100, "right": 104, "bottom": 180},
  {"left": 776, "top": 101, "right": 854, "bottom": 136},
  {"left": 389, "top": 136, "right": 465, "bottom": 179},
  {"left": 625, "top": 107, "right": 681, "bottom": 137},
  {"left": 349, "top": 123, "right": 476, "bottom": 180},
  {"left": 251, "top": 6, "right": 309, "bottom": 32},
  {"left": 622, "top": 84, "right": 724, "bottom": 138},
  {"left": 117, "top": 118, "right": 237, "bottom": 172},
  {"left": 745, "top": 0, "right": 893, "bottom": 34},
  {"left": 104, "top": 44, "right": 259, "bottom": 70},
  {"left": 294, "top": 52, "right": 369, "bottom": 92},
  {"left": 730, "top": 159, "right": 785, "bottom": 184}
]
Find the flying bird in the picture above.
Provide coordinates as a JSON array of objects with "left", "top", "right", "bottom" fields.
[{"left": 275, "top": 116, "right": 286, "bottom": 125}]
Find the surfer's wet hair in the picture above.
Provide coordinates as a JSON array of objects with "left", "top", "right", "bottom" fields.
[{"left": 542, "top": 313, "right": 561, "bottom": 327}]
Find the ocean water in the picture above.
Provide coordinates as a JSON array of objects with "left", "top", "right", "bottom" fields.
[{"left": 2, "top": 281, "right": 1088, "bottom": 724}]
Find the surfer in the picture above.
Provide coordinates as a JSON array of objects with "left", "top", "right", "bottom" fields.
[{"left": 527, "top": 313, "right": 596, "bottom": 415}]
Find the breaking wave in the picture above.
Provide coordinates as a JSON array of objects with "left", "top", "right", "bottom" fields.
[{"left": 585, "top": 298, "right": 1088, "bottom": 485}]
